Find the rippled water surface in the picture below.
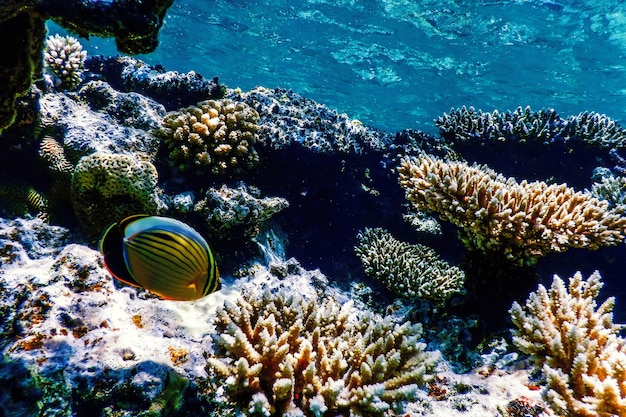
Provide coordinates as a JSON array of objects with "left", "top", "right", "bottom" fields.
[{"left": 50, "top": 0, "right": 626, "bottom": 133}]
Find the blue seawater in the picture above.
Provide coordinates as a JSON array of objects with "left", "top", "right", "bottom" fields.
[
  {"left": 48, "top": 0, "right": 626, "bottom": 319},
  {"left": 49, "top": 0, "right": 626, "bottom": 134}
]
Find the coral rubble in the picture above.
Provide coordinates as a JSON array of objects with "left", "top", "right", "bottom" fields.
[
  {"left": 354, "top": 227, "right": 464, "bottom": 304},
  {"left": 510, "top": 271, "right": 626, "bottom": 417},
  {"left": 206, "top": 287, "right": 439, "bottom": 416},
  {"left": 397, "top": 155, "right": 626, "bottom": 266}
]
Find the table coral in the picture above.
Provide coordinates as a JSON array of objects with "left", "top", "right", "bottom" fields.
[
  {"left": 70, "top": 152, "right": 163, "bottom": 236},
  {"left": 159, "top": 99, "right": 260, "bottom": 175},
  {"left": 397, "top": 155, "right": 626, "bottom": 266},
  {"left": 354, "top": 227, "right": 464, "bottom": 305},
  {"left": 43, "top": 34, "right": 87, "bottom": 90},
  {"left": 205, "top": 288, "right": 439, "bottom": 416},
  {"left": 509, "top": 271, "right": 626, "bottom": 417}
]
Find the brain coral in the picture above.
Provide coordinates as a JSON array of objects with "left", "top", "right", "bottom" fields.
[
  {"left": 159, "top": 99, "right": 260, "bottom": 175},
  {"left": 355, "top": 227, "right": 464, "bottom": 305},
  {"left": 44, "top": 34, "right": 87, "bottom": 90},
  {"left": 397, "top": 155, "right": 626, "bottom": 266},
  {"left": 206, "top": 288, "right": 439, "bottom": 416},
  {"left": 71, "top": 152, "right": 163, "bottom": 235}
]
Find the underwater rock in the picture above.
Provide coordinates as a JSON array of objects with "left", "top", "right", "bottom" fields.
[
  {"left": 193, "top": 182, "right": 289, "bottom": 241},
  {"left": 229, "top": 86, "right": 394, "bottom": 153},
  {"left": 39, "top": 82, "right": 164, "bottom": 162},
  {"left": 85, "top": 55, "right": 224, "bottom": 110}
]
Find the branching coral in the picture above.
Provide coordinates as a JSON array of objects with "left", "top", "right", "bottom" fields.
[
  {"left": 590, "top": 173, "right": 626, "bottom": 209},
  {"left": 70, "top": 152, "right": 163, "bottom": 235},
  {"left": 435, "top": 105, "right": 626, "bottom": 148},
  {"left": 509, "top": 271, "right": 626, "bottom": 417},
  {"left": 44, "top": 34, "right": 87, "bottom": 90},
  {"left": 354, "top": 227, "right": 464, "bottom": 304},
  {"left": 0, "top": 0, "right": 173, "bottom": 132},
  {"left": 205, "top": 289, "right": 439, "bottom": 416},
  {"left": 397, "top": 155, "right": 626, "bottom": 265},
  {"left": 159, "top": 99, "right": 260, "bottom": 175}
]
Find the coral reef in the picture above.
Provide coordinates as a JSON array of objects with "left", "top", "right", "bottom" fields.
[
  {"left": 433, "top": 106, "right": 626, "bottom": 188},
  {"left": 509, "top": 271, "right": 626, "bottom": 417},
  {"left": 192, "top": 182, "right": 289, "bottom": 241},
  {"left": 39, "top": 80, "right": 164, "bottom": 161},
  {"left": 85, "top": 55, "right": 225, "bottom": 110},
  {"left": 159, "top": 99, "right": 261, "bottom": 175},
  {"left": 436, "top": 105, "right": 626, "bottom": 148},
  {"left": 354, "top": 227, "right": 464, "bottom": 304},
  {"left": 43, "top": 34, "right": 87, "bottom": 90},
  {"left": 0, "top": 217, "right": 226, "bottom": 417},
  {"left": 70, "top": 152, "right": 164, "bottom": 236},
  {"left": 37, "top": 135, "right": 74, "bottom": 220},
  {"left": 397, "top": 155, "right": 626, "bottom": 266},
  {"left": 206, "top": 287, "right": 439, "bottom": 416},
  {"left": 229, "top": 86, "right": 393, "bottom": 153},
  {"left": 0, "top": 0, "right": 173, "bottom": 132}
]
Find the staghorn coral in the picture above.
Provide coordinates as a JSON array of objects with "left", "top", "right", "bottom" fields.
[
  {"left": 590, "top": 173, "right": 626, "bottom": 209},
  {"left": 397, "top": 155, "right": 626, "bottom": 266},
  {"left": 509, "top": 271, "right": 626, "bottom": 417},
  {"left": 354, "top": 228, "right": 464, "bottom": 304},
  {"left": 70, "top": 152, "right": 163, "bottom": 236},
  {"left": 159, "top": 99, "right": 260, "bottom": 175},
  {"left": 435, "top": 105, "right": 626, "bottom": 148},
  {"left": 44, "top": 34, "right": 87, "bottom": 90},
  {"left": 205, "top": 288, "right": 439, "bottom": 416}
]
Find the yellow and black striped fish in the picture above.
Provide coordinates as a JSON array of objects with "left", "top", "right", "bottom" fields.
[{"left": 99, "top": 215, "right": 220, "bottom": 301}]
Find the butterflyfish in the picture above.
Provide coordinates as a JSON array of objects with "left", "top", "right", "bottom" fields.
[{"left": 99, "top": 215, "right": 220, "bottom": 301}]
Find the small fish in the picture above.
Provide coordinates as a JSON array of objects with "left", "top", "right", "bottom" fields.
[{"left": 100, "top": 215, "right": 220, "bottom": 301}]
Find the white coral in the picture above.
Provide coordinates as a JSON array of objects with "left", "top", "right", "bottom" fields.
[
  {"left": 44, "top": 34, "right": 87, "bottom": 90},
  {"left": 510, "top": 271, "right": 626, "bottom": 417}
]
